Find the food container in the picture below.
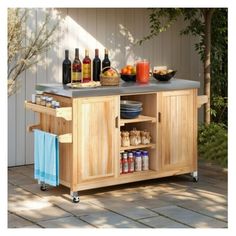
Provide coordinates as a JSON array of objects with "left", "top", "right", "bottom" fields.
[
  {"left": 120, "top": 74, "right": 136, "bottom": 82},
  {"left": 100, "top": 67, "right": 120, "bottom": 86},
  {"left": 136, "top": 60, "right": 150, "bottom": 84},
  {"left": 54, "top": 101, "right": 60, "bottom": 108},
  {"left": 46, "top": 97, "right": 53, "bottom": 108},
  {"left": 153, "top": 70, "right": 177, "bottom": 82},
  {"left": 35, "top": 91, "right": 43, "bottom": 105},
  {"left": 31, "top": 94, "right": 36, "bottom": 104},
  {"left": 40, "top": 96, "right": 47, "bottom": 106}
]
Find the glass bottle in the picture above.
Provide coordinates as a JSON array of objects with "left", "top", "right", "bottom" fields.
[
  {"left": 72, "top": 48, "right": 82, "bottom": 83},
  {"left": 102, "top": 48, "right": 110, "bottom": 72},
  {"left": 93, "top": 49, "right": 101, "bottom": 81},
  {"left": 82, "top": 49, "right": 91, "bottom": 82},
  {"left": 62, "top": 50, "right": 71, "bottom": 84}
]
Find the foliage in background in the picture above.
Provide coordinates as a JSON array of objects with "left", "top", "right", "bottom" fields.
[
  {"left": 198, "top": 123, "right": 227, "bottom": 168},
  {"left": 140, "top": 8, "right": 228, "bottom": 166},
  {"left": 140, "top": 8, "right": 228, "bottom": 125},
  {"left": 8, "top": 8, "right": 60, "bottom": 96},
  {"left": 210, "top": 9, "right": 228, "bottom": 125}
]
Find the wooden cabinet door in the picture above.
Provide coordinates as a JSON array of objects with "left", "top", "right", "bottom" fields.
[
  {"left": 77, "top": 96, "right": 119, "bottom": 182},
  {"left": 158, "top": 90, "right": 197, "bottom": 172}
]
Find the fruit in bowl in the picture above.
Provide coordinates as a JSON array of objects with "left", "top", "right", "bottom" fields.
[
  {"left": 120, "top": 65, "right": 136, "bottom": 82},
  {"left": 153, "top": 69, "right": 176, "bottom": 81}
]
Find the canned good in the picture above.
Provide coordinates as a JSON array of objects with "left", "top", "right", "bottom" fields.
[
  {"left": 134, "top": 151, "right": 142, "bottom": 172},
  {"left": 120, "top": 153, "right": 123, "bottom": 174},
  {"left": 128, "top": 152, "right": 134, "bottom": 173},
  {"left": 142, "top": 151, "right": 149, "bottom": 171},
  {"left": 122, "top": 152, "right": 128, "bottom": 174}
]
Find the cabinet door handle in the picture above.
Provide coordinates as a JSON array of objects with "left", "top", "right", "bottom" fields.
[
  {"left": 158, "top": 112, "right": 161, "bottom": 123},
  {"left": 115, "top": 116, "right": 119, "bottom": 128}
]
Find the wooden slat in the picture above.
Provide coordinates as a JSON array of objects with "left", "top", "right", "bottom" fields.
[
  {"left": 197, "top": 95, "right": 208, "bottom": 108},
  {"left": 25, "top": 101, "right": 72, "bottom": 121},
  {"left": 58, "top": 133, "right": 72, "bottom": 143},
  {"left": 120, "top": 143, "right": 155, "bottom": 152},
  {"left": 120, "top": 115, "right": 156, "bottom": 126}
]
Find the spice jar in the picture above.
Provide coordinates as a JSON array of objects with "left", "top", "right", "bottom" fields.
[
  {"left": 35, "top": 91, "right": 43, "bottom": 105},
  {"left": 46, "top": 97, "right": 53, "bottom": 108},
  {"left": 121, "top": 131, "right": 130, "bottom": 147},
  {"left": 54, "top": 101, "right": 60, "bottom": 108},
  {"left": 51, "top": 100, "right": 56, "bottom": 108},
  {"left": 31, "top": 94, "right": 36, "bottom": 103},
  {"left": 141, "top": 131, "right": 151, "bottom": 145},
  {"left": 40, "top": 96, "right": 47, "bottom": 106},
  {"left": 130, "top": 128, "right": 141, "bottom": 146}
]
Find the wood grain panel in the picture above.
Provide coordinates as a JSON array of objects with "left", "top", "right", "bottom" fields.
[
  {"left": 77, "top": 96, "right": 119, "bottom": 182},
  {"left": 158, "top": 89, "right": 197, "bottom": 172}
]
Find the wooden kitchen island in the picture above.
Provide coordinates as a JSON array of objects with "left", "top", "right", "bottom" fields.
[{"left": 25, "top": 78, "right": 203, "bottom": 203}]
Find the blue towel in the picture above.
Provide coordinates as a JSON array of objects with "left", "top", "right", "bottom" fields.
[{"left": 34, "top": 129, "right": 59, "bottom": 186}]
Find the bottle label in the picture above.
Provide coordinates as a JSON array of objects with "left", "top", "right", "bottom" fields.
[
  {"left": 72, "top": 71, "right": 82, "bottom": 82},
  {"left": 135, "top": 157, "right": 142, "bottom": 171},
  {"left": 142, "top": 156, "right": 149, "bottom": 171},
  {"left": 83, "top": 64, "right": 91, "bottom": 81},
  {"left": 122, "top": 161, "right": 128, "bottom": 173}
]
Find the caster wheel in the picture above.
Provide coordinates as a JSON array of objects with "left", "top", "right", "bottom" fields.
[
  {"left": 193, "top": 177, "right": 199, "bottom": 182},
  {"left": 72, "top": 196, "right": 80, "bottom": 203},
  {"left": 40, "top": 185, "right": 47, "bottom": 191}
]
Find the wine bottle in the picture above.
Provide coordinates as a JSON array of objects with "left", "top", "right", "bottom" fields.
[
  {"left": 102, "top": 48, "right": 110, "bottom": 72},
  {"left": 93, "top": 49, "right": 101, "bottom": 81},
  {"left": 82, "top": 49, "right": 91, "bottom": 82},
  {"left": 72, "top": 48, "right": 82, "bottom": 83},
  {"left": 62, "top": 50, "right": 71, "bottom": 84}
]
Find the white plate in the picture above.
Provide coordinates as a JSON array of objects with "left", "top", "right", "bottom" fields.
[{"left": 66, "top": 82, "right": 101, "bottom": 89}]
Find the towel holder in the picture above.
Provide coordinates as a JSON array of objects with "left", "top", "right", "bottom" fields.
[{"left": 27, "top": 123, "right": 72, "bottom": 144}]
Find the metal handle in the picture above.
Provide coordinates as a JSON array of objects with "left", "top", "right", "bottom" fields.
[
  {"left": 158, "top": 112, "right": 161, "bottom": 123},
  {"left": 115, "top": 116, "right": 119, "bottom": 128}
]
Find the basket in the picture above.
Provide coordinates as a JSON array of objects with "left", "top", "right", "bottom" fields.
[{"left": 100, "top": 67, "right": 120, "bottom": 86}]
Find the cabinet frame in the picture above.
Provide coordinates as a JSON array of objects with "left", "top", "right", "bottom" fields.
[{"left": 25, "top": 89, "right": 198, "bottom": 194}]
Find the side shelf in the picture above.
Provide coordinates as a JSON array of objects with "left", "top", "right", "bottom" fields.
[{"left": 25, "top": 101, "right": 72, "bottom": 121}]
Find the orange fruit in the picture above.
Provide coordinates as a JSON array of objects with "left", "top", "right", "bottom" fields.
[
  {"left": 126, "top": 69, "right": 132, "bottom": 75},
  {"left": 121, "top": 68, "right": 128, "bottom": 74},
  {"left": 126, "top": 65, "right": 133, "bottom": 71}
]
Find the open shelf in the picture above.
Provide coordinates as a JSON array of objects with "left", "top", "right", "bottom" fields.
[
  {"left": 120, "top": 115, "right": 156, "bottom": 126},
  {"left": 120, "top": 143, "right": 155, "bottom": 152},
  {"left": 25, "top": 101, "right": 72, "bottom": 121}
]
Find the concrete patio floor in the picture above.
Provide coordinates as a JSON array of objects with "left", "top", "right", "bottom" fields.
[{"left": 8, "top": 160, "right": 227, "bottom": 228}]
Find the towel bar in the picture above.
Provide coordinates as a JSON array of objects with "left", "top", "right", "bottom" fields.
[{"left": 27, "top": 124, "right": 72, "bottom": 143}]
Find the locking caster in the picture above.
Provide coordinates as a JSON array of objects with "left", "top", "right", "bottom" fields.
[
  {"left": 71, "top": 191, "right": 80, "bottom": 203},
  {"left": 191, "top": 171, "right": 199, "bottom": 182},
  {"left": 40, "top": 182, "right": 48, "bottom": 191},
  {"left": 73, "top": 196, "right": 80, "bottom": 203}
]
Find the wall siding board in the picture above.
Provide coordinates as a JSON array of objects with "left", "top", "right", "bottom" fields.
[
  {"left": 8, "top": 8, "right": 203, "bottom": 166},
  {"left": 25, "top": 9, "right": 37, "bottom": 164}
]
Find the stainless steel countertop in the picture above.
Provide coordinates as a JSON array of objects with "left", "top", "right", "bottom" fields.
[{"left": 36, "top": 78, "right": 200, "bottom": 98}]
